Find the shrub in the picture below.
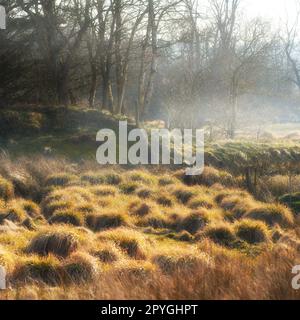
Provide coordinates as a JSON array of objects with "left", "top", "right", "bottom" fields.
[
  {"left": 246, "top": 204, "right": 294, "bottom": 228},
  {"left": 204, "top": 224, "right": 236, "bottom": 247},
  {"left": 26, "top": 230, "right": 79, "bottom": 258},
  {"left": 12, "top": 256, "right": 62, "bottom": 286},
  {"left": 235, "top": 220, "right": 269, "bottom": 244},
  {"left": 63, "top": 252, "right": 98, "bottom": 284},
  {"left": 45, "top": 173, "right": 77, "bottom": 187},
  {"left": 0, "top": 176, "right": 14, "bottom": 201},
  {"left": 49, "top": 210, "right": 84, "bottom": 227},
  {"left": 173, "top": 188, "right": 195, "bottom": 204},
  {"left": 86, "top": 213, "right": 127, "bottom": 232}
]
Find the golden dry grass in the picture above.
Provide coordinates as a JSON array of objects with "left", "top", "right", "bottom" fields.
[{"left": 0, "top": 156, "right": 299, "bottom": 300}]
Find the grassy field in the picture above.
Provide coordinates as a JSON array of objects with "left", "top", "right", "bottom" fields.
[
  {"left": 0, "top": 154, "right": 299, "bottom": 300},
  {"left": 0, "top": 106, "right": 300, "bottom": 299}
]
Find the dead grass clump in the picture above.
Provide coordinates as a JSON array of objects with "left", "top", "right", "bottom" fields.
[
  {"left": 45, "top": 173, "right": 77, "bottom": 187},
  {"left": 220, "top": 195, "right": 255, "bottom": 221},
  {"left": 22, "top": 218, "right": 37, "bottom": 231},
  {"left": 138, "top": 213, "right": 169, "bottom": 229},
  {"left": 119, "top": 182, "right": 139, "bottom": 194},
  {"left": 113, "top": 260, "right": 156, "bottom": 279},
  {"left": 153, "top": 249, "right": 212, "bottom": 275},
  {"left": 158, "top": 176, "right": 177, "bottom": 186},
  {"left": 42, "top": 200, "right": 73, "bottom": 218},
  {"left": 19, "top": 200, "right": 41, "bottom": 218},
  {"left": 235, "top": 219, "right": 269, "bottom": 244},
  {"left": 86, "top": 213, "right": 127, "bottom": 232},
  {"left": 93, "top": 243, "right": 123, "bottom": 263},
  {"left": 173, "top": 187, "right": 195, "bottom": 204},
  {"left": 173, "top": 230, "right": 194, "bottom": 242},
  {"left": 126, "top": 171, "right": 154, "bottom": 184},
  {"left": 128, "top": 200, "right": 156, "bottom": 217},
  {"left": 49, "top": 210, "right": 84, "bottom": 227},
  {"left": 0, "top": 202, "right": 27, "bottom": 223},
  {"left": 98, "top": 229, "right": 147, "bottom": 260},
  {"left": 63, "top": 252, "right": 98, "bottom": 284},
  {"left": 246, "top": 204, "right": 294, "bottom": 228},
  {"left": 104, "top": 172, "right": 122, "bottom": 185},
  {"left": 89, "top": 186, "right": 117, "bottom": 197},
  {"left": 182, "top": 167, "right": 235, "bottom": 187},
  {"left": 180, "top": 210, "right": 209, "bottom": 234},
  {"left": 188, "top": 195, "right": 214, "bottom": 210},
  {"left": 0, "top": 175, "right": 14, "bottom": 201},
  {"left": 156, "top": 194, "right": 174, "bottom": 207},
  {"left": 62, "top": 187, "right": 94, "bottom": 202},
  {"left": 136, "top": 187, "right": 153, "bottom": 199},
  {"left": 204, "top": 223, "right": 236, "bottom": 247},
  {"left": 81, "top": 172, "right": 105, "bottom": 185},
  {"left": 12, "top": 255, "right": 62, "bottom": 286},
  {"left": 26, "top": 230, "right": 79, "bottom": 258},
  {"left": 76, "top": 203, "right": 97, "bottom": 215},
  {"left": 265, "top": 175, "right": 291, "bottom": 198}
]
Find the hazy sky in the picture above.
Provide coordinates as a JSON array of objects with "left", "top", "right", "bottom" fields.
[{"left": 246, "top": 0, "right": 297, "bottom": 22}]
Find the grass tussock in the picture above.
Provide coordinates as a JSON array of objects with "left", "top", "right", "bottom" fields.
[
  {"left": 246, "top": 204, "right": 294, "bottom": 228},
  {"left": 86, "top": 213, "right": 128, "bottom": 232},
  {"left": 235, "top": 219, "right": 269, "bottom": 244},
  {"left": 0, "top": 155, "right": 300, "bottom": 300},
  {"left": 204, "top": 223, "right": 236, "bottom": 247},
  {"left": 63, "top": 252, "right": 98, "bottom": 284},
  {"left": 49, "top": 210, "right": 84, "bottom": 227},
  {"left": 26, "top": 230, "right": 79, "bottom": 258},
  {"left": 0, "top": 175, "right": 14, "bottom": 201}
]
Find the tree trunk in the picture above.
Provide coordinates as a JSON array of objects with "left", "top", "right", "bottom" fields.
[{"left": 89, "top": 67, "right": 97, "bottom": 108}]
